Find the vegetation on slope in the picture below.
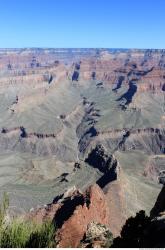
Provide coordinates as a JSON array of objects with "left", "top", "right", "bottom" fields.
[
  {"left": 0, "top": 192, "right": 164, "bottom": 248},
  {"left": 0, "top": 193, "right": 56, "bottom": 248},
  {"left": 112, "top": 210, "right": 165, "bottom": 248}
]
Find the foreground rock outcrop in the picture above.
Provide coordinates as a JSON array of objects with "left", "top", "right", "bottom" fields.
[
  {"left": 56, "top": 185, "right": 110, "bottom": 247},
  {"left": 27, "top": 184, "right": 110, "bottom": 248}
]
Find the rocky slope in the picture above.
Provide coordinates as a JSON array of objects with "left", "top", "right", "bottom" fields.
[
  {"left": 0, "top": 48, "right": 164, "bottom": 238},
  {"left": 27, "top": 184, "right": 110, "bottom": 248},
  {"left": 26, "top": 181, "right": 165, "bottom": 247}
]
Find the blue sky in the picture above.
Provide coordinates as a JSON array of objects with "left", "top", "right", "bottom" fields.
[{"left": 0, "top": 0, "right": 164, "bottom": 48}]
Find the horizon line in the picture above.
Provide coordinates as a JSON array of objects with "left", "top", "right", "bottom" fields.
[{"left": 0, "top": 47, "right": 165, "bottom": 50}]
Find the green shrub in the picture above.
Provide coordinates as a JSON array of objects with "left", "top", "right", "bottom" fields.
[
  {"left": 0, "top": 192, "right": 56, "bottom": 248},
  {"left": 26, "top": 221, "right": 56, "bottom": 248},
  {"left": 0, "top": 220, "right": 56, "bottom": 248},
  {"left": 0, "top": 220, "right": 32, "bottom": 248}
]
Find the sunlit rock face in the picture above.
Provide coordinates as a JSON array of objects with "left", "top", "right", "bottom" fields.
[
  {"left": 0, "top": 48, "right": 164, "bottom": 236},
  {"left": 27, "top": 184, "right": 110, "bottom": 248}
]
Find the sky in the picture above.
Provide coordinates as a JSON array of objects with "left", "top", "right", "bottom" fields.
[{"left": 0, "top": 0, "right": 164, "bottom": 48}]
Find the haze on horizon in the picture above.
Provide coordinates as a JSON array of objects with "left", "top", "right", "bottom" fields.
[{"left": 0, "top": 0, "right": 164, "bottom": 49}]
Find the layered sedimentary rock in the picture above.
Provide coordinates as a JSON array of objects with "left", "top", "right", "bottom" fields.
[{"left": 0, "top": 48, "right": 164, "bottom": 238}]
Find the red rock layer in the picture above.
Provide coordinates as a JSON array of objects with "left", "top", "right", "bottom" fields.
[
  {"left": 27, "top": 184, "right": 110, "bottom": 248},
  {"left": 56, "top": 184, "right": 110, "bottom": 247}
]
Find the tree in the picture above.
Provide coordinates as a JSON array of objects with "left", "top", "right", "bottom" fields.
[{"left": 112, "top": 210, "right": 152, "bottom": 248}]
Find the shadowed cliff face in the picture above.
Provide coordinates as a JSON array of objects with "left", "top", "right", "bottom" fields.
[
  {"left": 72, "top": 71, "right": 79, "bottom": 81},
  {"left": 85, "top": 145, "right": 112, "bottom": 172},
  {"left": 85, "top": 144, "right": 117, "bottom": 181},
  {"left": 113, "top": 75, "right": 125, "bottom": 91},
  {"left": 117, "top": 81, "right": 137, "bottom": 106},
  {"left": 85, "top": 144, "right": 118, "bottom": 188},
  {"left": 53, "top": 193, "right": 85, "bottom": 228},
  {"left": 162, "top": 83, "right": 165, "bottom": 91},
  {"left": 150, "top": 185, "right": 165, "bottom": 217}
]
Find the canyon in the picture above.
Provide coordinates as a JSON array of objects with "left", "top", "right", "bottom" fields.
[{"left": 0, "top": 48, "right": 164, "bottom": 245}]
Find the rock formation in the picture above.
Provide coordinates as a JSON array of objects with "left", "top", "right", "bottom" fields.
[
  {"left": 27, "top": 184, "right": 110, "bottom": 248},
  {"left": 80, "top": 222, "right": 113, "bottom": 248},
  {"left": 0, "top": 48, "right": 164, "bottom": 243}
]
